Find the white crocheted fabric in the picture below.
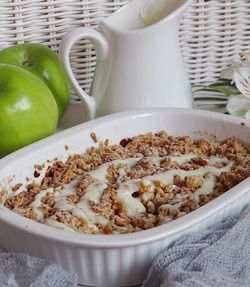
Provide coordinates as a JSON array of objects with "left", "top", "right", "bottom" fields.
[
  {"left": 142, "top": 205, "right": 250, "bottom": 287},
  {"left": 0, "top": 252, "right": 77, "bottom": 287}
]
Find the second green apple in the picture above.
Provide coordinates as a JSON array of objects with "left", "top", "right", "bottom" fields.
[{"left": 0, "top": 43, "right": 69, "bottom": 120}]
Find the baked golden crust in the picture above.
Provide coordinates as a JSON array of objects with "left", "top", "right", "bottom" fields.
[{"left": 1, "top": 131, "right": 250, "bottom": 234}]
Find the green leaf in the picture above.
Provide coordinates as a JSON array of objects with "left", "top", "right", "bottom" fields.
[
  {"left": 230, "top": 104, "right": 250, "bottom": 117},
  {"left": 193, "top": 80, "right": 239, "bottom": 96}
]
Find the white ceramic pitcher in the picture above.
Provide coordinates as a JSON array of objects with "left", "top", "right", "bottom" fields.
[{"left": 59, "top": 0, "right": 193, "bottom": 120}]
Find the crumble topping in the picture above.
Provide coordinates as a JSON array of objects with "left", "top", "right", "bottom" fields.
[{"left": 1, "top": 131, "right": 250, "bottom": 234}]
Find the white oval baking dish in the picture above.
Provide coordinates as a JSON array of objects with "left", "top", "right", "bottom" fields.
[{"left": 0, "top": 108, "right": 250, "bottom": 287}]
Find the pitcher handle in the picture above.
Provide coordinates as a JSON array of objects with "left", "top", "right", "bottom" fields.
[{"left": 59, "top": 27, "right": 109, "bottom": 120}]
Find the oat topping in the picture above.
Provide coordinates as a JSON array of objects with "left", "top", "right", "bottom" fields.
[
  {"left": 90, "top": 132, "right": 98, "bottom": 143},
  {"left": 1, "top": 131, "right": 250, "bottom": 234}
]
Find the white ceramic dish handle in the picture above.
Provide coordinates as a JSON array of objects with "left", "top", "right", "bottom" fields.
[{"left": 59, "top": 27, "right": 109, "bottom": 120}]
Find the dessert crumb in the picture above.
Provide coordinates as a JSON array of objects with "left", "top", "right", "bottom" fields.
[{"left": 90, "top": 132, "right": 98, "bottom": 143}]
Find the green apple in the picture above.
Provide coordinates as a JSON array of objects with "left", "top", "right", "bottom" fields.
[
  {"left": 0, "top": 64, "right": 58, "bottom": 158},
  {"left": 0, "top": 43, "right": 69, "bottom": 120}
]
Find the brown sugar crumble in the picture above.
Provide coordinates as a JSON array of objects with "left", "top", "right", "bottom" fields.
[
  {"left": 90, "top": 132, "right": 98, "bottom": 143},
  {"left": 0, "top": 131, "right": 250, "bottom": 235}
]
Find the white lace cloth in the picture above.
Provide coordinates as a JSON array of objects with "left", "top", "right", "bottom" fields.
[
  {"left": 0, "top": 252, "right": 77, "bottom": 287},
  {"left": 142, "top": 205, "right": 250, "bottom": 287}
]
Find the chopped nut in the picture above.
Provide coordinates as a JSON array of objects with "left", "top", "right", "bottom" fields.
[
  {"left": 90, "top": 132, "right": 98, "bottom": 143},
  {"left": 11, "top": 183, "right": 22, "bottom": 192},
  {"left": 185, "top": 175, "right": 204, "bottom": 189}
]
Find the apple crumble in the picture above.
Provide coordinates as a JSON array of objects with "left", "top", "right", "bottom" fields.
[{"left": 1, "top": 131, "right": 250, "bottom": 234}]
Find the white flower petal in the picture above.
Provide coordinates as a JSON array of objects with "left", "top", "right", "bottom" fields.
[
  {"left": 242, "top": 51, "right": 250, "bottom": 64},
  {"left": 220, "top": 60, "right": 242, "bottom": 80},
  {"left": 220, "top": 66, "right": 234, "bottom": 80},
  {"left": 226, "top": 94, "right": 250, "bottom": 117},
  {"left": 233, "top": 67, "right": 250, "bottom": 98}
]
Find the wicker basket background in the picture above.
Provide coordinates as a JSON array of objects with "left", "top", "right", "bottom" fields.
[{"left": 1, "top": 0, "right": 250, "bottom": 99}]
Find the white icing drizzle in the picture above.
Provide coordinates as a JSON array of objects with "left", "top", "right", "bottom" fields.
[
  {"left": 30, "top": 188, "right": 53, "bottom": 221},
  {"left": 116, "top": 160, "right": 232, "bottom": 217},
  {"left": 170, "top": 154, "right": 197, "bottom": 164},
  {"left": 6, "top": 188, "right": 24, "bottom": 199},
  {"left": 141, "top": 154, "right": 197, "bottom": 167},
  {"left": 25, "top": 154, "right": 233, "bottom": 231},
  {"left": 117, "top": 181, "right": 146, "bottom": 217},
  {"left": 53, "top": 180, "right": 108, "bottom": 226},
  {"left": 147, "top": 161, "right": 232, "bottom": 184},
  {"left": 76, "top": 182, "right": 109, "bottom": 224},
  {"left": 75, "top": 155, "right": 232, "bottom": 218},
  {"left": 89, "top": 158, "right": 138, "bottom": 181},
  {"left": 194, "top": 174, "right": 216, "bottom": 202},
  {"left": 44, "top": 218, "right": 76, "bottom": 232}
]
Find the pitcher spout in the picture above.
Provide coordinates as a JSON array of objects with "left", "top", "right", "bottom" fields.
[
  {"left": 102, "top": 0, "right": 191, "bottom": 32},
  {"left": 141, "top": 0, "right": 192, "bottom": 27}
]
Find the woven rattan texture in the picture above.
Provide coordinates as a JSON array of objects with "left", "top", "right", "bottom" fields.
[{"left": 1, "top": 0, "right": 250, "bottom": 96}]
